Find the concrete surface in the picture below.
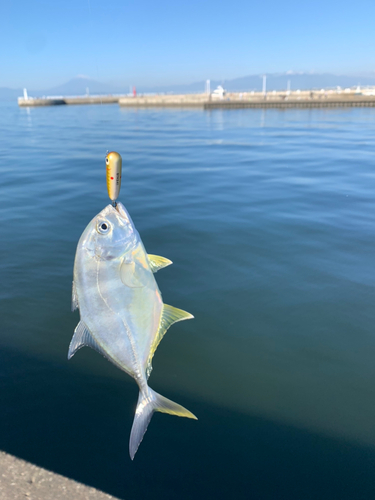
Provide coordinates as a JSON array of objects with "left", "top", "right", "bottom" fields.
[{"left": 0, "top": 451, "right": 120, "bottom": 500}]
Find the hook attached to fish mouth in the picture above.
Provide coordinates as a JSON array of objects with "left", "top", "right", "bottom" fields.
[{"left": 114, "top": 202, "right": 127, "bottom": 219}]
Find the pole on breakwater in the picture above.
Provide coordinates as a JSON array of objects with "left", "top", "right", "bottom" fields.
[{"left": 262, "top": 75, "right": 267, "bottom": 97}]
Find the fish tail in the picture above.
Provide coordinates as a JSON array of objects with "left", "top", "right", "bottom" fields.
[{"left": 129, "top": 387, "right": 197, "bottom": 460}]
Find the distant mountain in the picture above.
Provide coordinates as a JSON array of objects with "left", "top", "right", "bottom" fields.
[
  {"left": 2, "top": 73, "right": 375, "bottom": 101},
  {"left": 0, "top": 77, "right": 127, "bottom": 101},
  {"left": 224, "top": 73, "right": 375, "bottom": 92},
  {"left": 138, "top": 73, "right": 375, "bottom": 94},
  {"left": 43, "top": 76, "right": 124, "bottom": 96}
]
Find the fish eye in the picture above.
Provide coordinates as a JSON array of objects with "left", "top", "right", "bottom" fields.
[
  {"left": 106, "top": 158, "right": 109, "bottom": 164},
  {"left": 97, "top": 220, "right": 111, "bottom": 234}
]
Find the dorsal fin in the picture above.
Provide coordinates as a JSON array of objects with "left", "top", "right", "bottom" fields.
[
  {"left": 68, "top": 320, "right": 108, "bottom": 360},
  {"left": 146, "top": 304, "right": 193, "bottom": 378},
  {"left": 147, "top": 254, "right": 173, "bottom": 273},
  {"left": 71, "top": 281, "right": 79, "bottom": 312}
]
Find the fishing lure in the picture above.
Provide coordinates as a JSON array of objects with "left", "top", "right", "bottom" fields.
[{"left": 106, "top": 151, "right": 122, "bottom": 205}]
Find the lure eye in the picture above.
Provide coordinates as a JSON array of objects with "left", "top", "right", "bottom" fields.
[
  {"left": 97, "top": 221, "right": 110, "bottom": 234},
  {"left": 106, "top": 158, "right": 109, "bottom": 164}
]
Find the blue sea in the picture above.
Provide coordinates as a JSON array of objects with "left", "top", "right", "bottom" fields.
[{"left": 1, "top": 101, "right": 375, "bottom": 499}]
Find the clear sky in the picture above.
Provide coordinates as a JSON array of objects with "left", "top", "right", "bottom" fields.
[{"left": 2, "top": 0, "right": 375, "bottom": 89}]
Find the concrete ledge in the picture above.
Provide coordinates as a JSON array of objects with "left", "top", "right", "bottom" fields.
[
  {"left": 18, "top": 98, "right": 66, "bottom": 107},
  {"left": 18, "top": 96, "right": 125, "bottom": 107},
  {"left": 118, "top": 94, "right": 207, "bottom": 107},
  {"left": 18, "top": 93, "right": 375, "bottom": 109},
  {"left": 0, "top": 451, "right": 120, "bottom": 500},
  {"left": 64, "top": 96, "right": 120, "bottom": 105}
]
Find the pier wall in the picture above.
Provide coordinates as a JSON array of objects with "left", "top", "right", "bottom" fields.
[
  {"left": 18, "top": 95, "right": 125, "bottom": 107},
  {"left": 204, "top": 97, "right": 375, "bottom": 110},
  {"left": 118, "top": 94, "right": 207, "bottom": 107},
  {"left": 18, "top": 91, "right": 375, "bottom": 109}
]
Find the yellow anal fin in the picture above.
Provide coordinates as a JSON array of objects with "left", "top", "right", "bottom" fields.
[
  {"left": 147, "top": 254, "right": 172, "bottom": 273},
  {"left": 146, "top": 304, "right": 194, "bottom": 379}
]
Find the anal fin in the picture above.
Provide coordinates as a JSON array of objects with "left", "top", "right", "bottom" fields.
[
  {"left": 68, "top": 320, "right": 108, "bottom": 360},
  {"left": 146, "top": 304, "right": 194, "bottom": 378},
  {"left": 147, "top": 254, "right": 172, "bottom": 273}
]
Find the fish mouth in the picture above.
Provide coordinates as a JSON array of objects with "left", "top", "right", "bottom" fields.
[
  {"left": 115, "top": 202, "right": 131, "bottom": 222},
  {"left": 101, "top": 203, "right": 129, "bottom": 222},
  {"left": 101, "top": 202, "right": 137, "bottom": 245}
]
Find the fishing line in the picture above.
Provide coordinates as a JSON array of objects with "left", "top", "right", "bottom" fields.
[
  {"left": 86, "top": 0, "right": 110, "bottom": 154},
  {"left": 87, "top": 0, "right": 103, "bottom": 108}
]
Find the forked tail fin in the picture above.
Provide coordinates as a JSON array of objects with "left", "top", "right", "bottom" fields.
[{"left": 129, "top": 387, "right": 197, "bottom": 460}]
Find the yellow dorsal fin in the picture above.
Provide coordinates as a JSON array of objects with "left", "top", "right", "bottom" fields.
[
  {"left": 146, "top": 304, "right": 194, "bottom": 378},
  {"left": 147, "top": 254, "right": 173, "bottom": 273}
]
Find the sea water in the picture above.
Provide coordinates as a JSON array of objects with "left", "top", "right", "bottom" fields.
[{"left": 0, "top": 101, "right": 375, "bottom": 499}]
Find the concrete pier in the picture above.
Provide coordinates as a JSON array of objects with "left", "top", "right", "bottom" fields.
[
  {"left": 119, "top": 91, "right": 375, "bottom": 109},
  {"left": 18, "top": 97, "right": 66, "bottom": 106},
  {"left": 18, "top": 95, "right": 125, "bottom": 107},
  {"left": 18, "top": 90, "right": 375, "bottom": 109},
  {"left": 118, "top": 93, "right": 207, "bottom": 107},
  {"left": 204, "top": 96, "right": 375, "bottom": 109}
]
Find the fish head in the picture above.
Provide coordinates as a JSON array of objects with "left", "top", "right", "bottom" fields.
[{"left": 81, "top": 202, "right": 138, "bottom": 260}]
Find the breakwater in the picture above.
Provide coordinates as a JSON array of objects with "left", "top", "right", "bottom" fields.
[
  {"left": 118, "top": 94, "right": 207, "bottom": 107},
  {"left": 118, "top": 92, "right": 375, "bottom": 109},
  {"left": 18, "top": 91, "right": 375, "bottom": 109},
  {"left": 204, "top": 97, "right": 375, "bottom": 109},
  {"left": 18, "top": 95, "right": 124, "bottom": 107}
]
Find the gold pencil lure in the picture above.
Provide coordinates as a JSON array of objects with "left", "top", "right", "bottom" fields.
[{"left": 106, "top": 151, "right": 122, "bottom": 206}]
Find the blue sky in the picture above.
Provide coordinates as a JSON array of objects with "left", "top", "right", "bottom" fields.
[{"left": 2, "top": 0, "right": 375, "bottom": 89}]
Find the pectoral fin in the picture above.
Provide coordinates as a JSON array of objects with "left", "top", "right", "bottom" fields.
[
  {"left": 68, "top": 321, "right": 108, "bottom": 360},
  {"left": 146, "top": 304, "right": 194, "bottom": 378},
  {"left": 147, "top": 254, "right": 173, "bottom": 273},
  {"left": 120, "top": 260, "right": 147, "bottom": 288}
]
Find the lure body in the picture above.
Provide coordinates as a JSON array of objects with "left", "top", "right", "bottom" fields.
[
  {"left": 106, "top": 152, "right": 122, "bottom": 203},
  {"left": 69, "top": 202, "right": 196, "bottom": 459}
]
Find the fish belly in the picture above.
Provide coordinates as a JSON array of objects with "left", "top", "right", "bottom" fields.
[{"left": 75, "top": 254, "right": 163, "bottom": 379}]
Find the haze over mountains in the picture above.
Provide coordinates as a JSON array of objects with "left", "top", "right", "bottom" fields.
[{"left": 2, "top": 73, "right": 375, "bottom": 100}]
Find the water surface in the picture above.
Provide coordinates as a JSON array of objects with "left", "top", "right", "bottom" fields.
[{"left": 1, "top": 102, "right": 375, "bottom": 498}]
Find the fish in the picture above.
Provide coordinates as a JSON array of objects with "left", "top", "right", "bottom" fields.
[{"left": 69, "top": 202, "right": 197, "bottom": 459}]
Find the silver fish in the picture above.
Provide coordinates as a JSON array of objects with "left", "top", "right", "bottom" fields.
[{"left": 69, "top": 202, "right": 197, "bottom": 459}]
